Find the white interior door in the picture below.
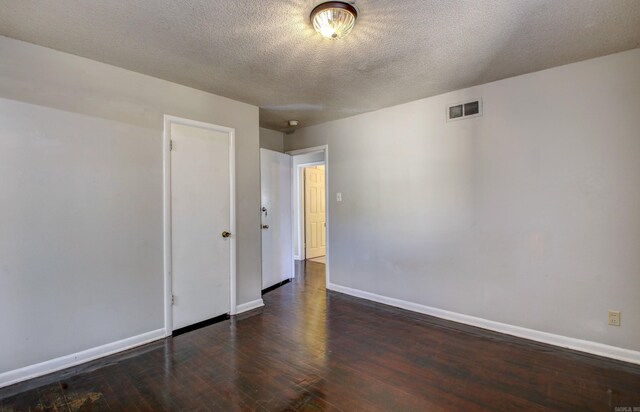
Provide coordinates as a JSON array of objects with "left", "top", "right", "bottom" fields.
[
  {"left": 171, "top": 123, "right": 231, "bottom": 330},
  {"left": 305, "top": 166, "right": 326, "bottom": 259},
  {"left": 260, "top": 149, "right": 293, "bottom": 289}
]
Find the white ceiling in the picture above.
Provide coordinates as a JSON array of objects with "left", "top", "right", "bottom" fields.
[{"left": 1, "top": 1, "right": 639, "bottom": 131}]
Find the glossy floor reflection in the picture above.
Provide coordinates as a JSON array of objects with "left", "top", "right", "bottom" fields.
[{"left": 1, "top": 260, "right": 640, "bottom": 411}]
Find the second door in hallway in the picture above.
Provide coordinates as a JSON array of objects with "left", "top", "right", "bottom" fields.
[{"left": 305, "top": 166, "right": 326, "bottom": 259}]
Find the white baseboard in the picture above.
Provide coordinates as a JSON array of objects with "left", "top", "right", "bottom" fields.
[
  {"left": 0, "top": 329, "right": 165, "bottom": 389},
  {"left": 236, "top": 298, "right": 264, "bottom": 314},
  {"left": 328, "top": 283, "right": 640, "bottom": 365}
]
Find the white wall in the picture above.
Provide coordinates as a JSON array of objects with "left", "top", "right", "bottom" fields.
[
  {"left": 0, "top": 36, "right": 261, "bottom": 376},
  {"left": 285, "top": 49, "right": 640, "bottom": 354},
  {"left": 259, "top": 127, "right": 284, "bottom": 152},
  {"left": 291, "top": 151, "right": 325, "bottom": 259}
]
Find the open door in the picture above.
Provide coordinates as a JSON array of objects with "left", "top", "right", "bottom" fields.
[{"left": 260, "top": 149, "right": 293, "bottom": 290}]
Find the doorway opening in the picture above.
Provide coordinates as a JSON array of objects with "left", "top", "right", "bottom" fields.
[{"left": 288, "top": 146, "right": 330, "bottom": 288}]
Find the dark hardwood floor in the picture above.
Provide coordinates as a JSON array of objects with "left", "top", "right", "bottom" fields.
[{"left": 2, "top": 261, "right": 640, "bottom": 411}]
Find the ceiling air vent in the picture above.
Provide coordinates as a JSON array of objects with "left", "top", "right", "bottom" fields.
[{"left": 447, "top": 99, "right": 482, "bottom": 122}]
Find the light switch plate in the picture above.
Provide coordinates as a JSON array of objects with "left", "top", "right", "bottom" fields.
[
  {"left": 608, "top": 310, "right": 621, "bottom": 326},
  {"left": 336, "top": 192, "right": 342, "bottom": 202}
]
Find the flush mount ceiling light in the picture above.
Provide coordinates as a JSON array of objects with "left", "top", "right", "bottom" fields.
[{"left": 310, "top": 1, "right": 358, "bottom": 39}]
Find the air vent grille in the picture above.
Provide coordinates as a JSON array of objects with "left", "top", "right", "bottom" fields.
[{"left": 447, "top": 99, "right": 482, "bottom": 121}]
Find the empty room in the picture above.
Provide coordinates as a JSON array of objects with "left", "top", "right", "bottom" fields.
[{"left": 1, "top": 1, "right": 640, "bottom": 410}]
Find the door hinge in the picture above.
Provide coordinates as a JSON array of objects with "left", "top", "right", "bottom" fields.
[
  {"left": 171, "top": 295, "right": 175, "bottom": 305},
  {"left": 170, "top": 140, "right": 175, "bottom": 151}
]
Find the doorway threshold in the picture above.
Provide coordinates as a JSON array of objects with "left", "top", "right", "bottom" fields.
[
  {"left": 172, "top": 313, "right": 230, "bottom": 337},
  {"left": 261, "top": 278, "right": 291, "bottom": 296}
]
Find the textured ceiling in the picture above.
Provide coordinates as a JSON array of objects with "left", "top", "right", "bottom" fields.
[{"left": 1, "top": 0, "right": 639, "bottom": 131}]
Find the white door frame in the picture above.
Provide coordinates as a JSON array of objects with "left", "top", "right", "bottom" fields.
[
  {"left": 296, "top": 160, "right": 325, "bottom": 261},
  {"left": 163, "top": 115, "right": 236, "bottom": 337},
  {"left": 286, "top": 145, "right": 330, "bottom": 288}
]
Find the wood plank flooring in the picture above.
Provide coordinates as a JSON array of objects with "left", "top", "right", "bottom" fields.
[{"left": 1, "top": 261, "right": 639, "bottom": 411}]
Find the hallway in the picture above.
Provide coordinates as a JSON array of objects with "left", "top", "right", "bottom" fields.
[{"left": 2, "top": 261, "right": 640, "bottom": 410}]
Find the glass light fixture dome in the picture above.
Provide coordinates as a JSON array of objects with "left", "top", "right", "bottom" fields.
[{"left": 310, "top": 2, "right": 358, "bottom": 40}]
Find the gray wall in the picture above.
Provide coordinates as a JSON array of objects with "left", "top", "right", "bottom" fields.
[
  {"left": 0, "top": 36, "right": 261, "bottom": 373},
  {"left": 285, "top": 49, "right": 640, "bottom": 352},
  {"left": 259, "top": 127, "right": 284, "bottom": 152}
]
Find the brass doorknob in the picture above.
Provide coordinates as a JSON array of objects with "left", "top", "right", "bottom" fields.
[{"left": 221, "top": 231, "right": 231, "bottom": 238}]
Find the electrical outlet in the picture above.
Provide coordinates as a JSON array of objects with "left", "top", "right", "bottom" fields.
[{"left": 608, "top": 310, "right": 621, "bottom": 327}]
